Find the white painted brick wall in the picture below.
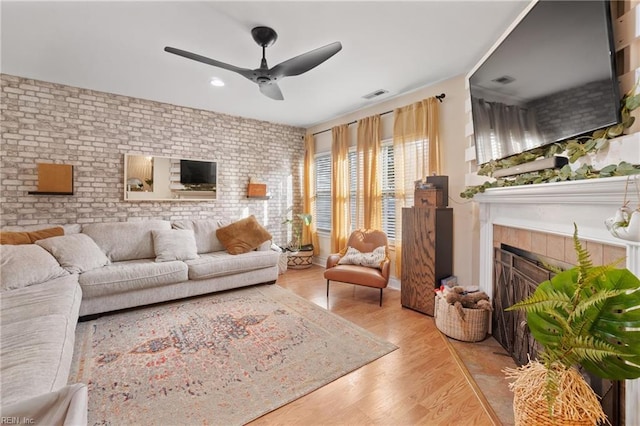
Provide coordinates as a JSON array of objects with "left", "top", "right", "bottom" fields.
[{"left": 0, "top": 74, "right": 306, "bottom": 245}]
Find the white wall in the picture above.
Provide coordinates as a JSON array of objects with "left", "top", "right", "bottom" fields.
[{"left": 307, "top": 74, "right": 479, "bottom": 287}]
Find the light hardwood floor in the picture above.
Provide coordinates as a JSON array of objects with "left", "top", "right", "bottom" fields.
[{"left": 248, "top": 265, "right": 502, "bottom": 425}]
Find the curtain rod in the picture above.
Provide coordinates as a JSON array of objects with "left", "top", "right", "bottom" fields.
[{"left": 308, "top": 93, "right": 446, "bottom": 138}]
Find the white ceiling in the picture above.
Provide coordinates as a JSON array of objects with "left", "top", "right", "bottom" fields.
[{"left": 1, "top": 1, "right": 530, "bottom": 129}]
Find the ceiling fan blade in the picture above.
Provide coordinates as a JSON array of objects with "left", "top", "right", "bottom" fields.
[
  {"left": 259, "top": 82, "right": 284, "bottom": 100},
  {"left": 270, "top": 41, "right": 342, "bottom": 78},
  {"left": 164, "top": 46, "right": 253, "bottom": 79}
]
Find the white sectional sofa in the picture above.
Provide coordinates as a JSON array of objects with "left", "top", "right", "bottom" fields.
[{"left": 0, "top": 216, "right": 280, "bottom": 424}]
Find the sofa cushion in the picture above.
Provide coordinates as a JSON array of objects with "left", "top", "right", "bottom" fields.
[
  {"left": 1, "top": 274, "right": 81, "bottom": 324},
  {"left": 0, "top": 226, "right": 64, "bottom": 245},
  {"left": 82, "top": 220, "right": 171, "bottom": 262},
  {"left": 151, "top": 229, "right": 199, "bottom": 262},
  {"left": 78, "top": 259, "right": 188, "bottom": 297},
  {"left": 172, "top": 219, "right": 226, "bottom": 254},
  {"left": 185, "top": 250, "right": 280, "bottom": 280},
  {"left": 215, "top": 215, "right": 272, "bottom": 255},
  {"left": 1, "top": 383, "right": 88, "bottom": 426},
  {"left": 0, "top": 276, "right": 81, "bottom": 406},
  {"left": 0, "top": 245, "right": 69, "bottom": 291},
  {"left": 1, "top": 315, "right": 78, "bottom": 406},
  {"left": 35, "top": 233, "right": 110, "bottom": 274}
]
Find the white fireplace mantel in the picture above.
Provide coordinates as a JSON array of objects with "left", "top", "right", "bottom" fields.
[{"left": 475, "top": 174, "right": 640, "bottom": 424}]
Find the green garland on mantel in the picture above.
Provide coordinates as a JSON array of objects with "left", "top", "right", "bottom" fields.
[{"left": 460, "top": 84, "right": 640, "bottom": 199}]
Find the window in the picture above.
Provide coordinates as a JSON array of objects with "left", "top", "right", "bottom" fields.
[
  {"left": 314, "top": 153, "right": 331, "bottom": 232},
  {"left": 381, "top": 143, "right": 395, "bottom": 239},
  {"left": 313, "top": 142, "right": 398, "bottom": 241},
  {"left": 349, "top": 150, "right": 358, "bottom": 232}
]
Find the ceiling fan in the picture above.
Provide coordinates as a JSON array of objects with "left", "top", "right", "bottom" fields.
[{"left": 165, "top": 26, "right": 342, "bottom": 100}]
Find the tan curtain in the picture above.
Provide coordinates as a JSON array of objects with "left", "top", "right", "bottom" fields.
[
  {"left": 356, "top": 115, "right": 382, "bottom": 230},
  {"left": 331, "top": 124, "right": 351, "bottom": 253},
  {"left": 393, "top": 97, "right": 441, "bottom": 275},
  {"left": 302, "top": 133, "right": 319, "bottom": 255}
]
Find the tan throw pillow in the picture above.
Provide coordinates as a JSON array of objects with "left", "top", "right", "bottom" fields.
[
  {"left": 0, "top": 231, "right": 31, "bottom": 245},
  {"left": 36, "top": 233, "right": 110, "bottom": 274},
  {"left": 151, "top": 229, "right": 199, "bottom": 262},
  {"left": 0, "top": 226, "right": 64, "bottom": 245},
  {"left": 215, "top": 215, "right": 272, "bottom": 255},
  {"left": 338, "top": 245, "right": 386, "bottom": 269}
]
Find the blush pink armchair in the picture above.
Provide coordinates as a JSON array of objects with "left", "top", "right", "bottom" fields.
[{"left": 324, "top": 229, "right": 390, "bottom": 306}]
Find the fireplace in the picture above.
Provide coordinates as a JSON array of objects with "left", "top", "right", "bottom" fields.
[
  {"left": 474, "top": 174, "right": 640, "bottom": 424},
  {"left": 493, "top": 244, "right": 623, "bottom": 425}
]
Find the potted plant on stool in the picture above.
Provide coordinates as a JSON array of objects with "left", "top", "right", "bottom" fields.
[
  {"left": 505, "top": 225, "right": 640, "bottom": 425},
  {"left": 282, "top": 213, "right": 313, "bottom": 269}
]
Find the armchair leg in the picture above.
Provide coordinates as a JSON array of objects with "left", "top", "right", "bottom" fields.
[
  {"left": 379, "top": 288, "right": 383, "bottom": 307},
  {"left": 326, "top": 280, "right": 330, "bottom": 302}
]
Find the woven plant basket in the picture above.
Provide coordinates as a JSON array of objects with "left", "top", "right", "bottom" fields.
[
  {"left": 434, "top": 295, "right": 489, "bottom": 342},
  {"left": 504, "top": 360, "right": 606, "bottom": 426},
  {"left": 286, "top": 249, "right": 313, "bottom": 269}
]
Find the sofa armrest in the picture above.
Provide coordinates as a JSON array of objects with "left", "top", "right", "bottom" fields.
[
  {"left": 257, "top": 240, "right": 273, "bottom": 251},
  {"left": 380, "top": 257, "right": 391, "bottom": 280},
  {"left": 326, "top": 254, "right": 342, "bottom": 269},
  {"left": 0, "top": 383, "right": 87, "bottom": 426}
]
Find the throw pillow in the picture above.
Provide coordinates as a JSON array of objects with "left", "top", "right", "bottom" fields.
[
  {"left": 0, "top": 226, "right": 64, "bottom": 245},
  {"left": 35, "top": 233, "right": 110, "bottom": 274},
  {"left": 2, "top": 223, "right": 81, "bottom": 234},
  {"left": 215, "top": 215, "right": 272, "bottom": 255},
  {"left": 151, "top": 229, "right": 199, "bottom": 262},
  {"left": 82, "top": 220, "right": 171, "bottom": 262},
  {"left": 172, "top": 219, "right": 226, "bottom": 254},
  {"left": 338, "top": 245, "right": 387, "bottom": 269},
  {"left": 0, "top": 245, "right": 69, "bottom": 291}
]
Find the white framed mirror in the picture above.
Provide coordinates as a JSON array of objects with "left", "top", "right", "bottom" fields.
[{"left": 124, "top": 154, "right": 217, "bottom": 201}]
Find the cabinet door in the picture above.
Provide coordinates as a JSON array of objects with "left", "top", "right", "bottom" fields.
[{"left": 401, "top": 207, "right": 453, "bottom": 315}]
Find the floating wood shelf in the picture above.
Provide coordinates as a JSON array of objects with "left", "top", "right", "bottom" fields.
[
  {"left": 174, "top": 190, "right": 216, "bottom": 195},
  {"left": 247, "top": 196, "right": 271, "bottom": 200},
  {"left": 32, "top": 163, "right": 74, "bottom": 195},
  {"left": 28, "top": 191, "right": 74, "bottom": 195}
]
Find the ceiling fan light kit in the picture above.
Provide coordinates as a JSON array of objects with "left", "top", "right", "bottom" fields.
[
  {"left": 165, "top": 26, "right": 342, "bottom": 100},
  {"left": 209, "top": 77, "right": 224, "bottom": 87}
]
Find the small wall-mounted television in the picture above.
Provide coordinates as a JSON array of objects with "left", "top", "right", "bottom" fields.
[
  {"left": 180, "top": 159, "right": 217, "bottom": 185},
  {"left": 468, "top": 0, "right": 620, "bottom": 165}
]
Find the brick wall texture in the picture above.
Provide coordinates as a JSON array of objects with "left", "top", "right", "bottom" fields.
[
  {"left": 528, "top": 79, "right": 618, "bottom": 143},
  {"left": 0, "top": 74, "right": 306, "bottom": 245}
]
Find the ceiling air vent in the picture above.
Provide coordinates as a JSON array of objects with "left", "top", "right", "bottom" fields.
[
  {"left": 362, "top": 89, "right": 389, "bottom": 100},
  {"left": 492, "top": 75, "right": 515, "bottom": 85}
]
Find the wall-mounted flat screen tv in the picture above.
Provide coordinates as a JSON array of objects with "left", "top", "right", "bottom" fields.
[
  {"left": 180, "top": 159, "right": 217, "bottom": 185},
  {"left": 469, "top": 0, "right": 620, "bottom": 165}
]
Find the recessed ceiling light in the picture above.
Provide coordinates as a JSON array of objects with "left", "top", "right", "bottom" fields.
[{"left": 209, "top": 77, "right": 225, "bottom": 87}]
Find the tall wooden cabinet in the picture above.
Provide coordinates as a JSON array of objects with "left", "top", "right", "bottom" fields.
[{"left": 401, "top": 207, "right": 453, "bottom": 315}]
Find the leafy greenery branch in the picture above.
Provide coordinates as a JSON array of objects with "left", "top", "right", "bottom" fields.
[
  {"left": 461, "top": 83, "right": 640, "bottom": 199},
  {"left": 281, "top": 213, "right": 312, "bottom": 251}
]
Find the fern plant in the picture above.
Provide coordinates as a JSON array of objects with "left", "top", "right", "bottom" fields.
[{"left": 506, "top": 224, "right": 640, "bottom": 381}]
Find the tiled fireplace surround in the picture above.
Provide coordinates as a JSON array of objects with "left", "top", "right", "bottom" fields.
[{"left": 475, "top": 175, "right": 640, "bottom": 424}]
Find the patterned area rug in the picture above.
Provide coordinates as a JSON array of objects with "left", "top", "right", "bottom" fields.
[{"left": 69, "top": 284, "right": 397, "bottom": 425}]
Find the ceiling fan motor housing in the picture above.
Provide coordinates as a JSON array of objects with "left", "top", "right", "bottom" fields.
[{"left": 251, "top": 26, "right": 278, "bottom": 48}]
